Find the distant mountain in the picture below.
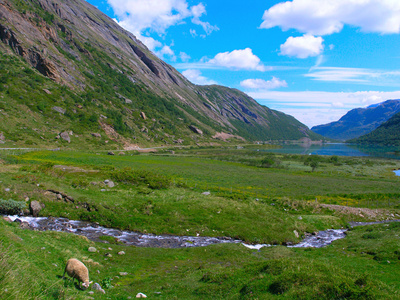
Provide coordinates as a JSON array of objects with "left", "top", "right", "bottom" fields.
[
  {"left": 349, "top": 111, "right": 400, "bottom": 146},
  {"left": 311, "top": 100, "right": 400, "bottom": 141},
  {"left": 0, "top": 0, "right": 320, "bottom": 149}
]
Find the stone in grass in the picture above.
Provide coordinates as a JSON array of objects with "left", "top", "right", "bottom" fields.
[
  {"left": 202, "top": 191, "right": 211, "bottom": 196},
  {"left": 118, "top": 251, "right": 125, "bottom": 255},
  {"left": 60, "top": 131, "right": 70, "bottom": 143},
  {"left": 107, "top": 181, "right": 115, "bottom": 188},
  {"left": 92, "top": 283, "right": 105, "bottom": 294},
  {"left": 136, "top": 293, "right": 147, "bottom": 298},
  {"left": 88, "top": 247, "right": 97, "bottom": 253},
  {"left": 119, "top": 272, "right": 128, "bottom": 276}
]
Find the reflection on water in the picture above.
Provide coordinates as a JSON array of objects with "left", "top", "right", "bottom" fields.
[{"left": 263, "top": 143, "right": 400, "bottom": 159}]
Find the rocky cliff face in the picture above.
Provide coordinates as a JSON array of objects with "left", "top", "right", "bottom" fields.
[
  {"left": 311, "top": 100, "right": 400, "bottom": 141},
  {"left": 0, "top": 0, "right": 319, "bottom": 147}
]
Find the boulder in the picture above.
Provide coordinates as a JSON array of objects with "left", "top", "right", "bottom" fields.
[
  {"left": 43, "top": 89, "right": 52, "bottom": 94},
  {"left": 140, "top": 112, "right": 147, "bottom": 120},
  {"left": 60, "top": 131, "right": 70, "bottom": 143},
  {"left": 118, "top": 251, "right": 125, "bottom": 255},
  {"left": 91, "top": 133, "right": 101, "bottom": 138},
  {"left": 30, "top": 201, "right": 45, "bottom": 217},
  {"left": 125, "top": 99, "right": 132, "bottom": 104},
  {"left": 107, "top": 151, "right": 115, "bottom": 156},
  {"left": 88, "top": 247, "right": 97, "bottom": 253},
  {"left": 189, "top": 125, "right": 203, "bottom": 135}
]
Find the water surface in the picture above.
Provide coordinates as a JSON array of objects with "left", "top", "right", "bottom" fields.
[{"left": 263, "top": 143, "right": 400, "bottom": 159}]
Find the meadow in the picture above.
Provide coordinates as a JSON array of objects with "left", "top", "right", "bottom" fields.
[{"left": 0, "top": 146, "right": 400, "bottom": 299}]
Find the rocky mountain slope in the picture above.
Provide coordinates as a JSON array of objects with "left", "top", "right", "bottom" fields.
[
  {"left": 0, "top": 0, "right": 320, "bottom": 149},
  {"left": 311, "top": 100, "right": 400, "bottom": 141},
  {"left": 349, "top": 111, "right": 400, "bottom": 146}
]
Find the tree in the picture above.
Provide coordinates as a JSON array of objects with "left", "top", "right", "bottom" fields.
[{"left": 304, "top": 155, "right": 320, "bottom": 172}]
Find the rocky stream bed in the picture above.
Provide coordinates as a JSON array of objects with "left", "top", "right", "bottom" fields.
[{"left": 4, "top": 216, "right": 400, "bottom": 249}]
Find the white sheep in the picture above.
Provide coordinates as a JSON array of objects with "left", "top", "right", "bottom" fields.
[{"left": 63, "top": 258, "right": 92, "bottom": 289}]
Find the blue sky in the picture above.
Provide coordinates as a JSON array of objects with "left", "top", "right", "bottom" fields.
[{"left": 86, "top": 0, "right": 400, "bottom": 128}]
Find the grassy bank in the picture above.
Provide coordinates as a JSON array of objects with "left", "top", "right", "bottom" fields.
[{"left": 0, "top": 148, "right": 399, "bottom": 298}]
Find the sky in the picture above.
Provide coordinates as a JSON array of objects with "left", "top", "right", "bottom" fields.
[{"left": 86, "top": 0, "right": 400, "bottom": 128}]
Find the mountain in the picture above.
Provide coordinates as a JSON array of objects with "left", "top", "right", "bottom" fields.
[
  {"left": 0, "top": 0, "right": 320, "bottom": 149},
  {"left": 349, "top": 111, "right": 400, "bottom": 146},
  {"left": 311, "top": 100, "right": 400, "bottom": 141}
]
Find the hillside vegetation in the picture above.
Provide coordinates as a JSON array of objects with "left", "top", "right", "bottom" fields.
[
  {"left": 0, "top": 0, "right": 321, "bottom": 149},
  {"left": 351, "top": 112, "right": 400, "bottom": 146}
]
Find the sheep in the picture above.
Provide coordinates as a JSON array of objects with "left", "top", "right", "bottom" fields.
[{"left": 63, "top": 258, "right": 92, "bottom": 290}]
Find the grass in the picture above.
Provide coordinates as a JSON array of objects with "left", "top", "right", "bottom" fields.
[
  {"left": 0, "top": 148, "right": 399, "bottom": 298},
  {"left": 0, "top": 217, "right": 399, "bottom": 299}
]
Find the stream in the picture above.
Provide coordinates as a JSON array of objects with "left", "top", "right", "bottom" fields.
[{"left": 5, "top": 216, "right": 399, "bottom": 249}]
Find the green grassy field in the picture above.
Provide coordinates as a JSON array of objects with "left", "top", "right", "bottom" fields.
[{"left": 0, "top": 148, "right": 400, "bottom": 299}]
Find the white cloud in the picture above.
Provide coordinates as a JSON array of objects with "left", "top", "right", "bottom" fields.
[
  {"left": 248, "top": 90, "right": 400, "bottom": 127},
  {"left": 280, "top": 35, "right": 324, "bottom": 59},
  {"left": 156, "top": 45, "right": 176, "bottom": 61},
  {"left": 190, "top": 3, "right": 219, "bottom": 35},
  {"left": 107, "top": 0, "right": 217, "bottom": 53},
  {"left": 305, "top": 67, "right": 400, "bottom": 85},
  {"left": 207, "top": 48, "right": 267, "bottom": 71},
  {"left": 261, "top": 0, "right": 400, "bottom": 35},
  {"left": 179, "top": 52, "right": 191, "bottom": 62},
  {"left": 240, "top": 77, "right": 287, "bottom": 90},
  {"left": 182, "top": 69, "right": 217, "bottom": 85}
]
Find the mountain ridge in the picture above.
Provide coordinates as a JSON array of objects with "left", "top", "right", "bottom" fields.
[
  {"left": 311, "top": 100, "right": 400, "bottom": 141},
  {"left": 0, "top": 0, "right": 321, "bottom": 148}
]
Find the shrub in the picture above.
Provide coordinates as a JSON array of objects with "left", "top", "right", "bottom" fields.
[{"left": 0, "top": 199, "right": 26, "bottom": 215}]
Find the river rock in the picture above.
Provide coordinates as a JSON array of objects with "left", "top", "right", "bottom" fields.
[
  {"left": 88, "top": 247, "right": 97, "bottom": 252},
  {"left": 30, "top": 201, "right": 45, "bottom": 217},
  {"left": 3, "top": 216, "right": 12, "bottom": 222},
  {"left": 60, "top": 131, "right": 70, "bottom": 143},
  {"left": 20, "top": 221, "right": 32, "bottom": 229}
]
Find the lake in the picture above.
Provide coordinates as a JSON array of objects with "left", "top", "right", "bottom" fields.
[{"left": 262, "top": 143, "right": 400, "bottom": 159}]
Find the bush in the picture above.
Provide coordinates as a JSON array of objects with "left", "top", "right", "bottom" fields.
[{"left": 0, "top": 199, "right": 26, "bottom": 215}]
